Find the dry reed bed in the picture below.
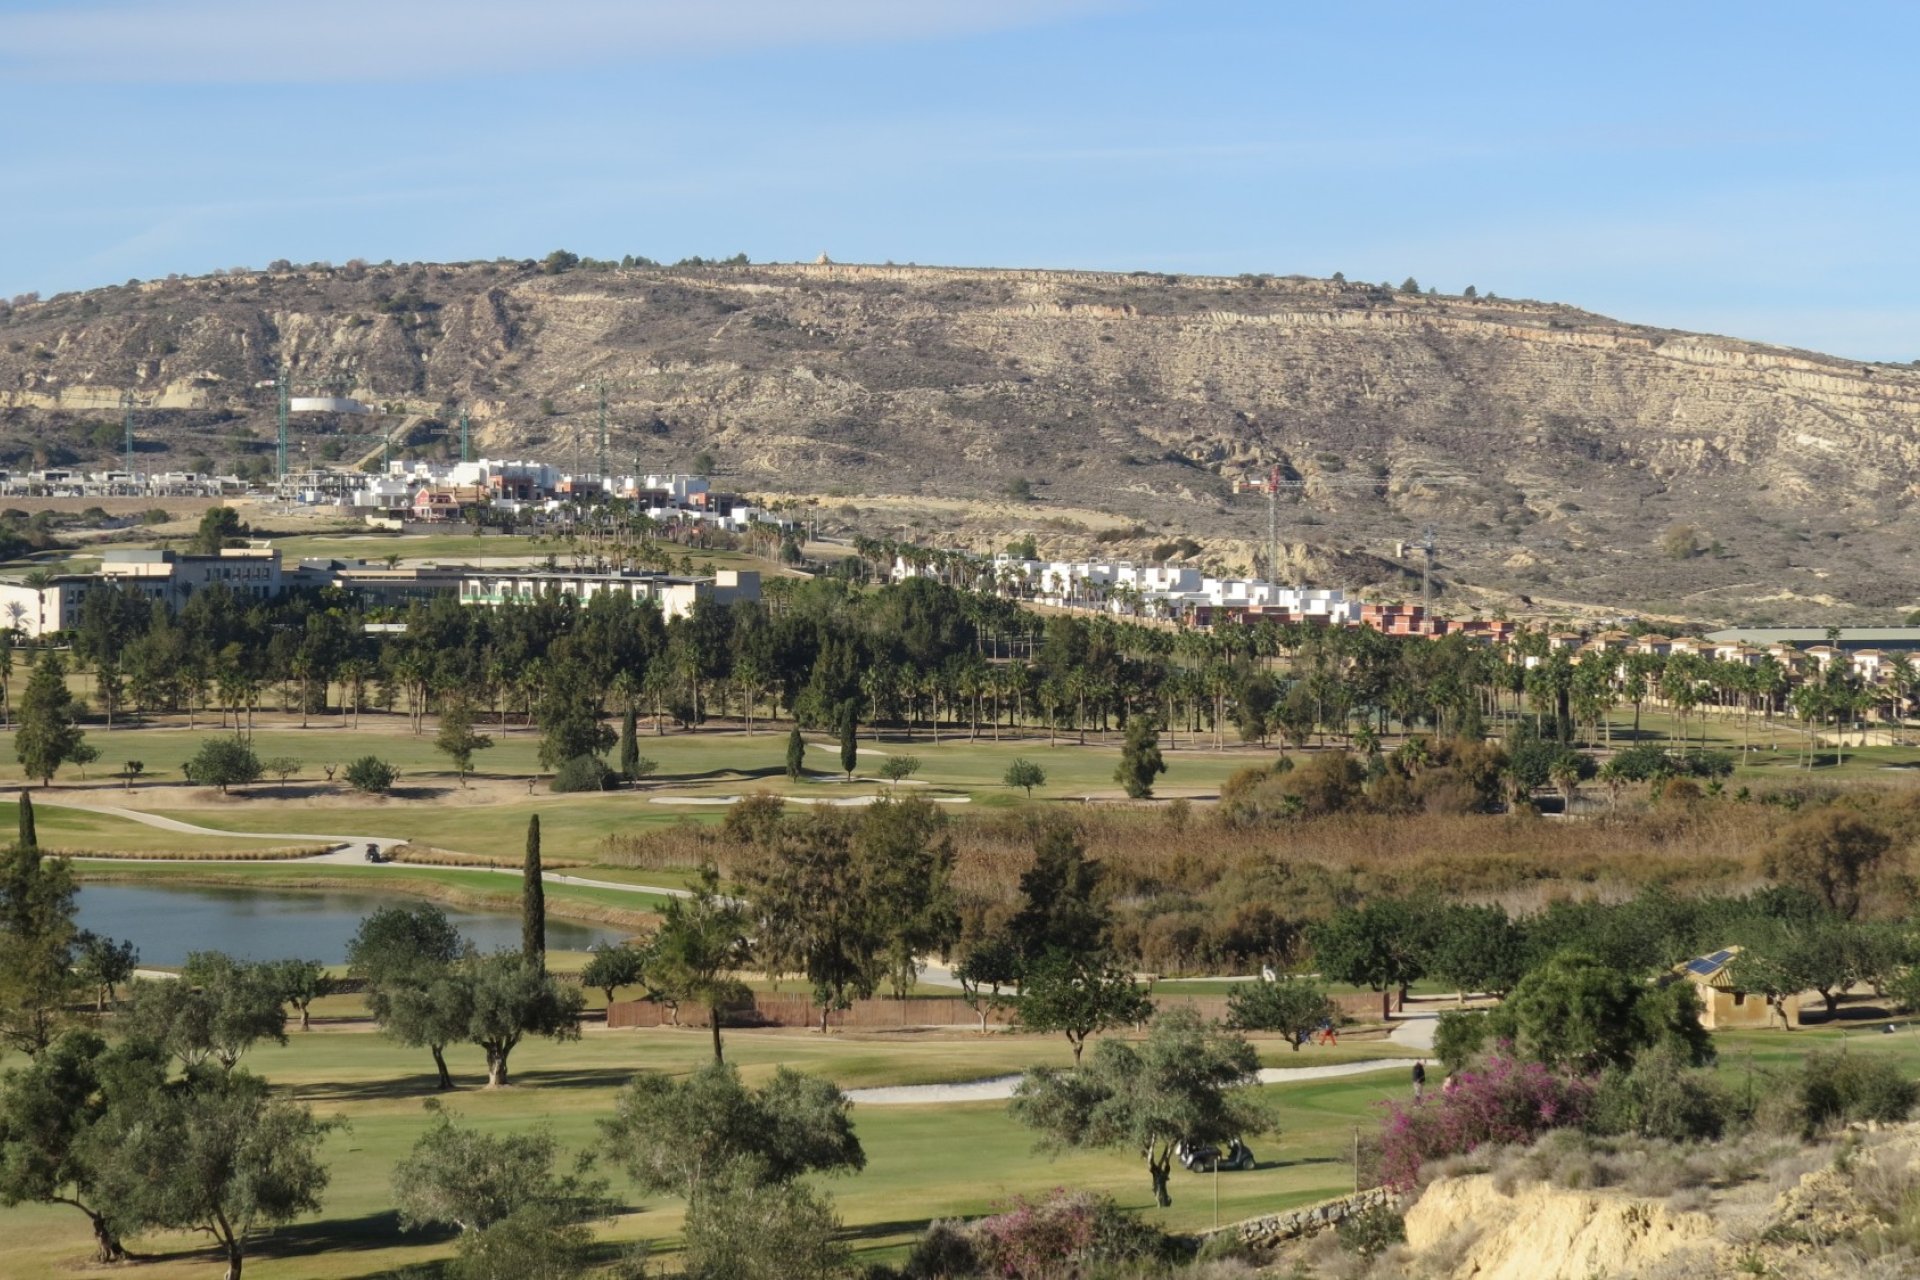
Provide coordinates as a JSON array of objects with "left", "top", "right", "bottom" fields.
[{"left": 61, "top": 845, "right": 333, "bottom": 862}]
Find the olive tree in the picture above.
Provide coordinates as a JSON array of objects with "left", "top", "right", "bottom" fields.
[{"left": 1011, "top": 1008, "right": 1266, "bottom": 1207}]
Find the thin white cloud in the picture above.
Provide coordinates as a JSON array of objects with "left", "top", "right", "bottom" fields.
[{"left": 0, "top": 0, "right": 1124, "bottom": 82}]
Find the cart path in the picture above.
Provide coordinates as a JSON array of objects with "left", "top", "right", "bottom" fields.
[
  {"left": 38, "top": 799, "right": 693, "bottom": 899},
  {"left": 845, "top": 1058, "right": 1414, "bottom": 1106}
]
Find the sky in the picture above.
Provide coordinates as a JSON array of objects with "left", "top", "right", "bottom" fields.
[{"left": 2, "top": 0, "right": 1917, "bottom": 361}]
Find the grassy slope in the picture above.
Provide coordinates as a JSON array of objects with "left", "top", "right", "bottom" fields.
[{"left": 0, "top": 800, "right": 282, "bottom": 855}]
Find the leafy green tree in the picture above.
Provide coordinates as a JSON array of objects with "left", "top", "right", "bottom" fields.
[
  {"left": 186, "top": 736, "right": 262, "bottom": 794},
  {"left": 1011, "top": 1007, "right": 1265, "bottom": 1206},
  {"left": 0, "top": 838, "right": 78, "bottom": 1055},
  {"left": 648, "top": 866, "right": 754, "bottom": 1062},
  {"left": 854, "top": 797, "right": 960, "bottom": 998},
  {"left": 15, "top": 654, "right": 85, "bottom": 787},
  {"left": 72, "top": 931, "right": 138, "bottom": 1011},
  {"left": 347, "top": 904, "right": 471, "bottom": 1089},
  {"left": 618, "top": 704, "right": 639, "bottom": 781},
  {"left": 739, "top": 813, "right": 883, "bottom": 1032},
  {"left": 189, "top": 505, "right": 248, "bottom": 554},
  {"left": 436, "top": 702, "right": 493, "bottom": 787},
  {"left": 0, "top": 1030, "right": 167, "bottom": 1262},
  {"left": 465, "top": 952, "right": 583, "bottom": 1087},
  {"left": 1114, "top": 714, "right": 1166, "bottom": 799},
  {"left": 879, "top": 754, "right": 921, "bottom": 786},
  {"left": 838, "top": 708, "right": 858, "bottom": 779},
  {"left": 680, "top": 1162, "right": 850, "bottom": 1280},
  {"left": 580, "top": 943, "right": 651, "bottom": 1006},
  {"left": 785, "top": 726, "right": 806, "bottom": 781},
  {"left": 955, "top": 935, "right": 1022, "bottom": 1031},
  {"left": 1006, "top": 823, "right": 1109, "bottom": 965},
  {"left": 601, "top": 1060, "right": 865, "bottom": 1199},
  {"left": 451, "top": 1203, "right": 601, "bottom": 1280},
  {"left": 1308, "top": 900, "right": 1430, "bottom": 1020},
  {"left": 1425, "top": 903, "right": 1530, "bottom": 999},
  {"left": 1761, "top": 808, "right": 1892, "bottom": 919},
  {"left": 1225, "top": 973, "right": 1336, "bottom": 1051},
  {"left": 343, "top": 755, "right": 396, "bottom": 793},
  {"left": 126, "top": 952, "right": 288, "bottom": 1072},
  {"left": 1003, "top": 758, "right": 1046, "bottom": 798},
  {"left": 265, "top": 958, "right": 335, "bottom": 1033},
  {"left": 260, "top": 756, "right": 300, "bottom": 791},
  {"left": 393, "top": 1106, "right": 608, "bottom": 1236},
  {"left": 1476, "top": 950, "right": 1712, "bottom": 1072},
  {"left": 522, "top": 815, "right": 545, "bottom": 967},
  {"left": 1015, "top": 951, "right": 1152, "bottom": 1068},
  {"left": 87, "top": 1066, "right": 335, "bottom": 1280}
]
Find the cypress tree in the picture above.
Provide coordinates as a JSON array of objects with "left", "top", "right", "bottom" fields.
[
  {"left": 17, "top": 789, "right": 35, "bottom": 851},
  {"left": 619, "top": 705, "right": 639, "bottom": 782},
  {"left": 785, "top": 725, "right": 806, "bottom": 782},
  {"left": 522, "top": 814, "right": 545, "bottom": 967},
  {"left": 839, "top": 708, "right": 858, "bottom": 781}
]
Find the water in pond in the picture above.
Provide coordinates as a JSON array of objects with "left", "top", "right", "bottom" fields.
[{"left": 75, "top": 883, "right": 625, "bottom": 966}]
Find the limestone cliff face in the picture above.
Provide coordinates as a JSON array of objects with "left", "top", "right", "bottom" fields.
[{"left": 3, "top": 260, "right": 1917, "bottom": 619}]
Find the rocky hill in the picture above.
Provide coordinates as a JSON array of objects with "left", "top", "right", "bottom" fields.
[{"left": 4, "top": 258, "right": 1918, "bottom": 621}]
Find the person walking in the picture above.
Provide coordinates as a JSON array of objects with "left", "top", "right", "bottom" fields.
[{"left": 1412, "top": 1059, "right": 1427, "bottom": 1100}]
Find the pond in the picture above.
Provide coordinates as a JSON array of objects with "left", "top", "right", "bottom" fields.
[{"left": 75, "top": 883, "right": 625, "bottom": 967}]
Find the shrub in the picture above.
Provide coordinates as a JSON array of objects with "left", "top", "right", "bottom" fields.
[
  {"left": 187, "top": 736, "right": 262, "bottom": 794},
  {"left": 1377, "top": 1054, "right": 1594, "bottom": 1188},
  {"left": 1797, "top": 1050, "right": 1919, "bottom": 1135},
  {"left": 1336, "top": 1202, "right": 1406, "bottom": 1258},
  {"left": 550, "top": 754, "right": 614, "bottom": 793},
  {"left": 966, "top": 1189, "right": 1171, "bottom": 1278},
  {"left": 343, "top": 755, "right": 397, "bottom": 794},
  {"left": 1586, "top": 1043, "right": 1734, "bottom": 1142}
]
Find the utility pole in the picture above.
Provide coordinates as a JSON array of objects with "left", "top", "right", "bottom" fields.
[{"left": 1421, "top": 526, "right": 1436, "bottom": 610}]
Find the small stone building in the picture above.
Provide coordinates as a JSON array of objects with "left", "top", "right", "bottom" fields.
[{"left": 1674, "top": 946, "right": 1799, "bottom": 1030}]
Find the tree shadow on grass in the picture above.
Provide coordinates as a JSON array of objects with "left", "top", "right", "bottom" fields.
[
  {"left": 254, "top": 1209, "right": 414, "bottom": 1258},
  {"left": 837, "top": 1215, "right": 942, "bottom": 1244},
  {"left": 293, "top": 1064, "right": 639, "bottom": 1103}
]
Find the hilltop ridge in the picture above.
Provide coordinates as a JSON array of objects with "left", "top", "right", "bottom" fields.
[{"left": 4, "top": 258, "right": 1918, "bottom": 622}]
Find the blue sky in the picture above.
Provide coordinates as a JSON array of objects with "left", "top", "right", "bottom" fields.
[{"left": 2, "top": 1, "right": 1916, "bottom": 361}]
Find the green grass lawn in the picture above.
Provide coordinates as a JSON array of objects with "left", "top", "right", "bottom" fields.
[
  {"left": 0, "top": 799, "right": 285, "bottom": 855},
  {"left": 0, "top": 1024, "right": 1412, "bottom": 1279},
  {"left": 0, "top": 1000, "right": 1902, "bottom": 1277}
]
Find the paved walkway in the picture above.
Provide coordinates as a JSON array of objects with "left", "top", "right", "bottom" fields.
[
  {"left": 43, "top": 799, "right": 691, "bottom": 898},
  {"left": 846, "top": 1057, "right": 1413, "bottom": 1106}
]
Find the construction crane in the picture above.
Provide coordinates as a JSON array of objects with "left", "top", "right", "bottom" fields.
[
  {"left": 1420, "top": 525, "right": 1436, "bottom": 608},
  {"left": 120, "top": 389, "right": 142, "bottom": 484}
]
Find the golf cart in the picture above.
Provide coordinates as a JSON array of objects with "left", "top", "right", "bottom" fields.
[
  {"left": 363, "top": 843, "right": 385, "bottom": 863},
  {"left": 1175, "top": 1137, "right": 1254, "bottom": 1172}
]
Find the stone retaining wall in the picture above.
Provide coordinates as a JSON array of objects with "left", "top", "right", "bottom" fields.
[{"left": 1197, "top": 1187, "right": 1397, "bottom": 1248}]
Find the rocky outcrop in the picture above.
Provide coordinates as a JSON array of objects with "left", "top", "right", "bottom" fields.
[
  {"left": 4, "top": 259, "right": 1917, "bottom": 618},
  {"left": 1404, "top": 1175, "right": 1719, "bottom": 1280}
]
